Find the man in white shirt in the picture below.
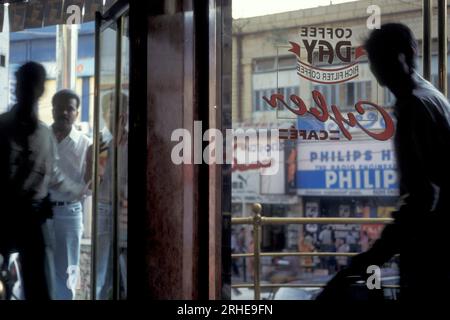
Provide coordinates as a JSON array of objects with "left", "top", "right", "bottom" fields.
[{"left": 49, "top": 89, "right": 91, "bottom": 300}]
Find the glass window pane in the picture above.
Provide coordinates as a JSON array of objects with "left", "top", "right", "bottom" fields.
[
  {"left": 254, "top": 90, "right": 260, "bottom": 111},
  {"left": 254, "top": 57, "right": 275, "bottom": 72},
  {"left": 365, "top": 81, "right": 372, "bottom": 101},
  {"left": 346, "top": 82, "right": 354, "bottom": 106},
  {"left": 278, "top": 56, "right": 297, "bottom": 69},
  {"left": 95, "top": 23, "right": 117, "bottom": 300},
  {"left": 117, "top": 14, "right": 129, "bottom": 300},
  {"left": 230, "top": 0, "right": 419, "bottom": 300}
]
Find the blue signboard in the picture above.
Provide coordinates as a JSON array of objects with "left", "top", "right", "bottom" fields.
[{"left": 296, "top": 140, "right": 399, "bottom": 196}]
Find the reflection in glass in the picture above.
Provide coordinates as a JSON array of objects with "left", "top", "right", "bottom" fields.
[
  {"left": 96, "top": 24, "right": 117, "bottom": 300},
  {"left": 229, "top": 0, "right": 420, "bottom": 300},
  {"left": 117, "top": 14, "right": 129, "bottom": 299}
]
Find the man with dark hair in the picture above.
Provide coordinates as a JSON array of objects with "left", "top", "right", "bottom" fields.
[
  {"left": 318, "top": 23, "right": 450, "bottom": 301},
  {"left": 0, "top": 62, "right": 86, "bottom": 300},
  {"left": 49, "top": 89, "right": 91, "bottom": 300},
  {"left": 52, "top": 89, "right": 81, "bottom": 114}
]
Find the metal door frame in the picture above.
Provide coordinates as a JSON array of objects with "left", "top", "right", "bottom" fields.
[
  {"left": 93, "top": 0, "right": 129, "bottom": 300},
  {"left": 423, "top": 0, "right": 447, "bottom": 96}
]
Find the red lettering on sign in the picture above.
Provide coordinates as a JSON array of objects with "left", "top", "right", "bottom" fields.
[{"left": 263, "top": 91, "right": 395, "bottom": 141}]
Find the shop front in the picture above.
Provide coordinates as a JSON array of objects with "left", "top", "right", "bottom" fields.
[{"left": 296, "top": 139, "right": 399, "bottom": 274}]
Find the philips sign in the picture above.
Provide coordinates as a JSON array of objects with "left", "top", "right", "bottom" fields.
[{"left": 297, "top": 141, "right": 399, "bottom": 196}]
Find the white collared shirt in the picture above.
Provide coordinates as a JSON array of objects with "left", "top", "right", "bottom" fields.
[{"left": 50, "top": 125, "right": 92, "bottom": 201}]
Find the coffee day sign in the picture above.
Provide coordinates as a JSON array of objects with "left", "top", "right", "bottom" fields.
[
  {"left": 263, "top": 26, "right": 395, "bottom": 142},
  {"left": 289, "top": 27, "right": 366, "bottom": 84}
]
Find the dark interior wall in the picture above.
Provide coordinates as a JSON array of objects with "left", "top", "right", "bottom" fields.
[
  {"left": 220, "top": 0, "right": 232, "bottom": 299},
  {"left": 147, "top": 12, "right": 189, "bottom": 299},
  {"left": 145, "top": 0, "right": 208, "bottom": 299},
  {"left": 134, "top": 0, "right": 230, "bottom": 300}
]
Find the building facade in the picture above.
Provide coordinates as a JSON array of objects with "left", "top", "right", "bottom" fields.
[{"left": 9, "top": 21, "right": 95, "bottom": 132}]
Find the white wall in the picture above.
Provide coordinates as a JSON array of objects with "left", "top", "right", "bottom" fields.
[{"left": 0, "top": 5, "right": 9, "bottom": 114}]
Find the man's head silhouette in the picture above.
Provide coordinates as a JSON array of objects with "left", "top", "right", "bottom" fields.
[
  {"left": 15, "top": 61, "right": 46, "bottom": 108},
  {"left": 364, "top": 23, "right": 418, "bottom": 93}
]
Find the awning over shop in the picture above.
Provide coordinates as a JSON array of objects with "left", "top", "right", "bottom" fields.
[{"left": 0, "top": 0, "right": 117, "bottom": 32}]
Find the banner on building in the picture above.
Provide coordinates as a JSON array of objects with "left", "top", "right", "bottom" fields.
[
  {"left": 232, "top": 133, "right": 285, "bottom": 197},
  {"left": 296, "top": 140, "right": 399, "bottom": 196},
  {"left": 231, "top": 123, "right": 298, "bottom": 204}
]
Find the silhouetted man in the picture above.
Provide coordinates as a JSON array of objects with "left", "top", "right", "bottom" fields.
[
  {"left": 318, "top": 23, "right": 450, "bottom": 301},
  {"left": 0, "top": 62, "right": 85, "bottom": 300}
]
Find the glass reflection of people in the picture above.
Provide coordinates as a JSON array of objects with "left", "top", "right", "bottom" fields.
[
  {"left": 335, "top": 238, "right": 349, "bottom": 272},
  {"left": 91, "top": 91, "right": 114, "bottom": 300},
  {"left": 237, "top": 227, "right": 246, "bottom": 278},
  {"left": 48, "top": 90, "right": 92, "bottom": 300},
  {"left": 286, "top": 145, "right": 296, "bottom": 189},
  {"left": 0, "top": 62, "right": 86, "bottom": 300},
  {"left": 247, "top": 231, "right": 254, "bottom": 280},
  {"left": 318, "top": 226, "right": 334, "bottom": 270},
  {"left": 85, "top": 91, "right": 128, "bottom": 299},
  {"left": 319, "top": 23, "right": 450, "bottom": 301},
  {"left": 299, "top": 235, "right": 315, "bottom": 273},
  {"left": 117, "top": 93, "right": 128, "bottom": 299},
  {"left": 360, "top": 230, "right": 369, "bottom": 252}
]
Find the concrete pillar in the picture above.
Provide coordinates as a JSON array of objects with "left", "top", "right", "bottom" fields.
[{"left": 56, "top": 24, "right": 78, "bottom": 91}]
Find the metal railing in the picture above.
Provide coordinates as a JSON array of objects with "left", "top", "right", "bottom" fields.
[{"left": 231, "top": 203, "right": 397, "bottom": 300}]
